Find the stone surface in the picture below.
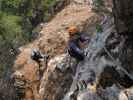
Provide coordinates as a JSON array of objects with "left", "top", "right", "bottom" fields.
[{"left": 12, "top": 0, "right": 133, "bottom": 100}]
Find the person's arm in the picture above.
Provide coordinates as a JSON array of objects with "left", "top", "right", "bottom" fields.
[{"left": 71, "top": 43, "right": 84, "bottom": 57}]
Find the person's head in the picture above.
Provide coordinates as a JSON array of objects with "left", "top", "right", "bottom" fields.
[
  {"left": 79, "top": 35, "right": 90, "bottom": 42},
  {"left": 67, "top": 26, "right": 78, "bottom": 38},
  {"left": 78, "top": 35, "right": 90, "bottom": 49}
]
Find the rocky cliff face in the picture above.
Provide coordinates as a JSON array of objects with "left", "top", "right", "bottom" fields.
[
  {"left": 63, "top": 15, "right": 133, "bottom": 100},
  {"left": 13, "top": 1, "right": 102, "bottom": 100},
  {"left": 12, "top": 0, "right": 133, "bottom": 100}
]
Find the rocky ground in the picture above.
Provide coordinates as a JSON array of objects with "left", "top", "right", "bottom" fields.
[{"left": 12, "top": 0, "right": 133, "bottom": 100}]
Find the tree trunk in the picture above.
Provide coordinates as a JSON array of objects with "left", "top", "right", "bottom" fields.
[
  {"left": 113, "top": 0, "right": 133, "bottom": 75},
  {"left": 113, "top": 0, "right": 133, "bottom": 33}
]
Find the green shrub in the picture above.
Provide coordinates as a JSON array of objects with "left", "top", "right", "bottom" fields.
[
  {"left": 93, "top": 0, "right": 104, "bottom": 8},
  {"left": 0, "top": 0, "right": 58, "bottom": 76},
  {"left": 0, "top": 13, "right": 27, "bottom": 45}
]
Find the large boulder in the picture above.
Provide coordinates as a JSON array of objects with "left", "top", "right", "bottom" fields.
[{"left": 39, "top": 54, "right": 77, "bottom": 100}]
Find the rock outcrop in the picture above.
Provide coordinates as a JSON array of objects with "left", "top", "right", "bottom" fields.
[
  {"left": 0, "top": 78, "right": 17, "bottom": 100},
  {"left": 39, "top": 54, "right": 77, "bottom": 100},
  {"left": 13, "top": 0, "right": 133, "bottom": 100},
  {"left": 13, "top": 1, "right": 102, "bottom": 100},
  {"left": 63, "top": 15, "right": 133, "bottom": 100}
]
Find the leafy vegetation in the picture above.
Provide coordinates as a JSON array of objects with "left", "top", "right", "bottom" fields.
[
  {"left": 0, "top": 0, "right": 58, "bottom": 76},
  {"left": 93, "top": 0, "right": 104, "bottom": 8}
]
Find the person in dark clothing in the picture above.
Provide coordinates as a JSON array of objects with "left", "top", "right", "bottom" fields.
[
  {"left": 67, "top": 26, "right": 90, "bottom": 61},
  {"left": 68, "top": 38, "right": 84, "bottom": 61}
]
